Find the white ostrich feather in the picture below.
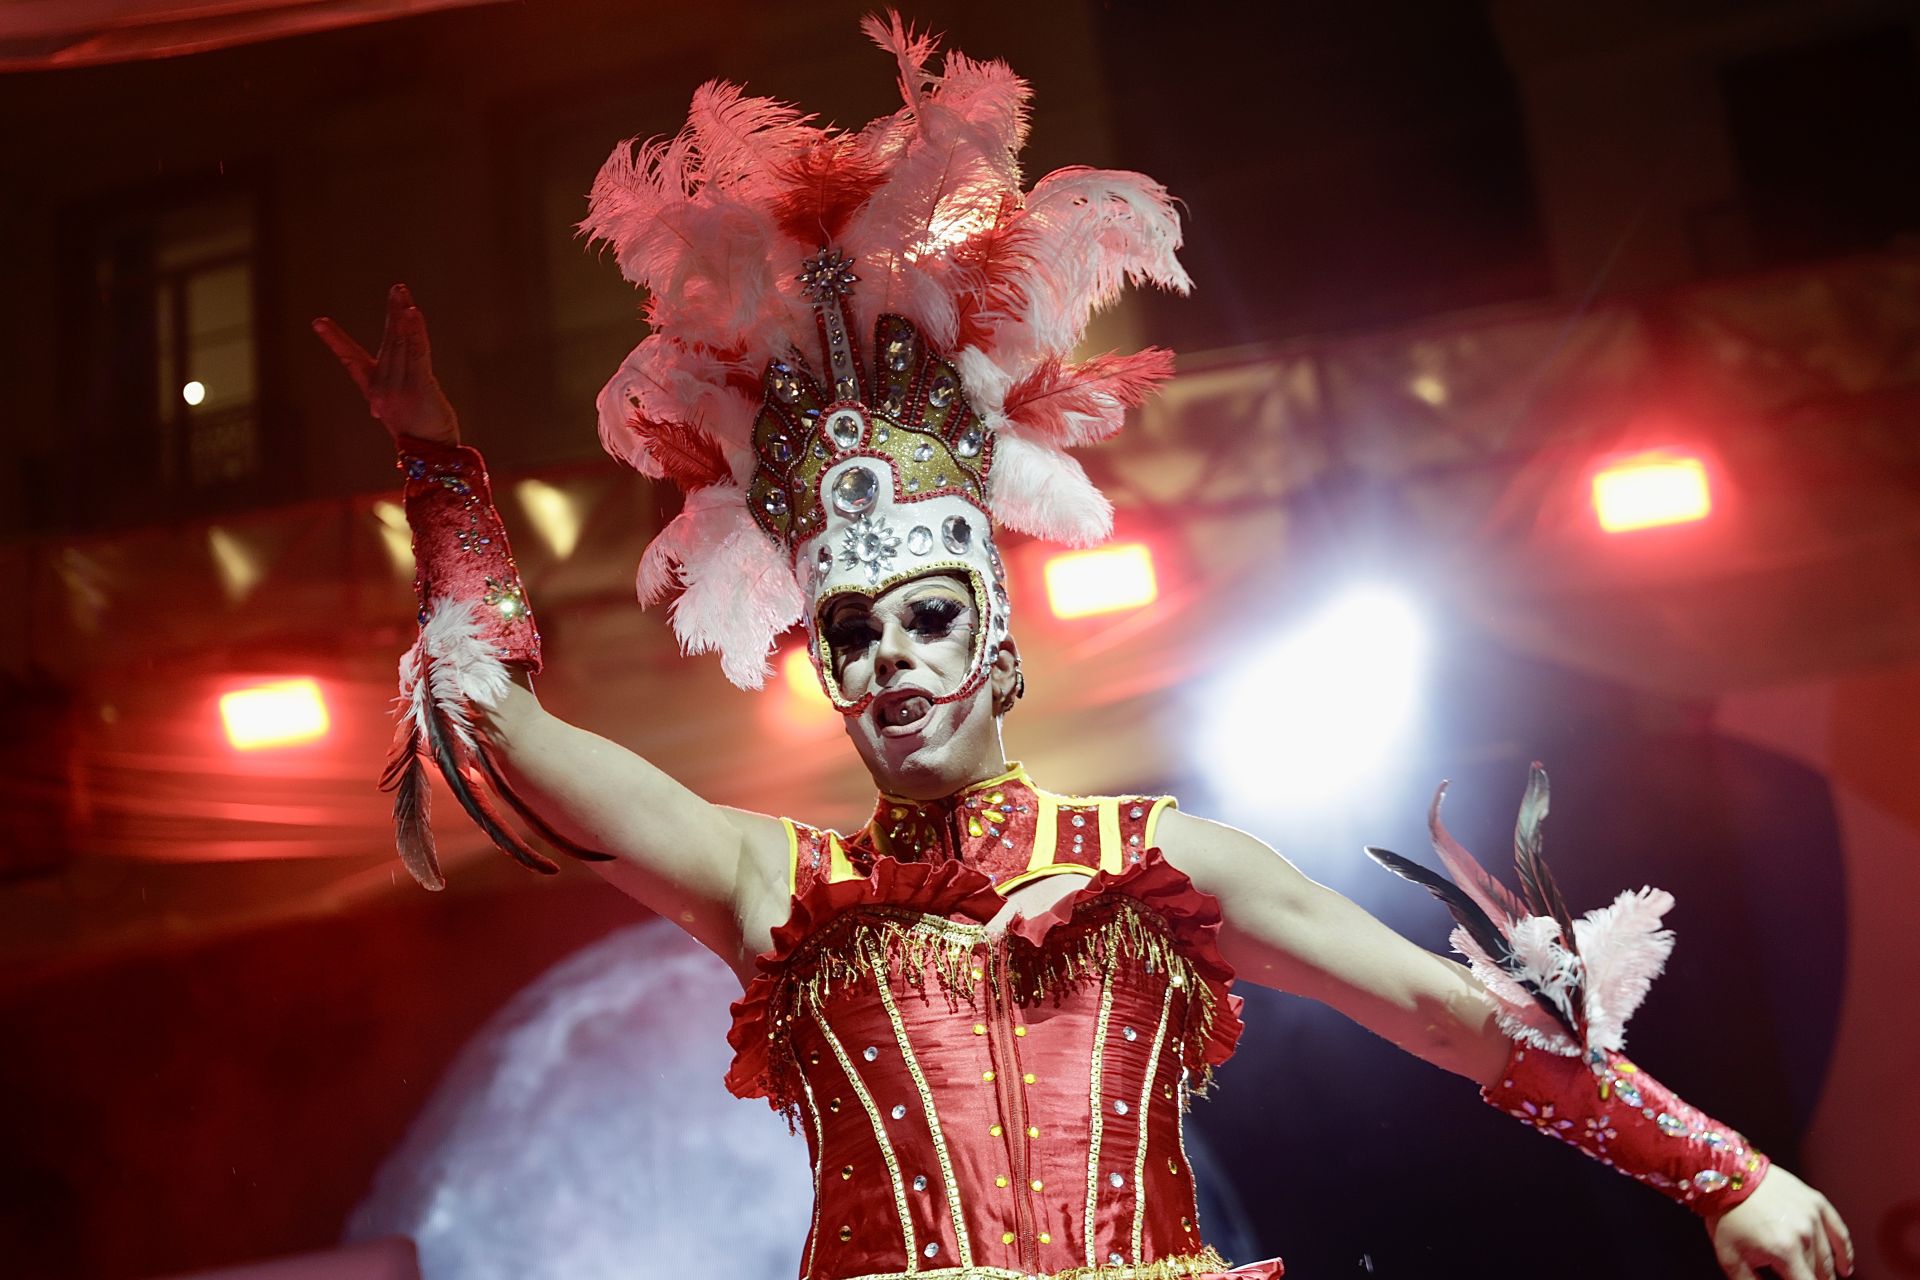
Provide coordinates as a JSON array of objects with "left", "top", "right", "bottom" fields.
[
  {"left": 1450, "top": 925, "right": 1581, "bottom": 1057},
  {"left": 395, "top": 599, "right": 513, "bottom": 755},
  {"left": 1572, "top": 887, "right": 1675, "bottom": 1053},
  {"left": 985, "top": 431, "right": 1113, "bottom": 546},
  {"left": 1502, "top": 914, "right": 1583, "bottom": 1037},
  {"left": 954, "top": 346, "right": 1015, "bottom": 422}
]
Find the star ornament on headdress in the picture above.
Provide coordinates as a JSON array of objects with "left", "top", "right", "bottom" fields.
[
  {"left": 799, "top": 248, "right": 859, "bottom": 302},
  {"left": 585, "top": 11, "right": 1191, "bottom": 692},
  {"left": 840, "top": 513, "right": 902, "bottom": 584}
]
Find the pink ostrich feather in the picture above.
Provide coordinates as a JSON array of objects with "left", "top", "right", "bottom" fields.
[
  {"left": 995, "top": 168, "right": 1191, "bottom": 364},
  {"left": 1572, "top": 887, "right": 1676, "bottom": 1053},
  {"left": 1449, "top": 887, "right": 1677, "bottom": 1056},
  {"left": 1450, "top": 925, "right": 1582, "bottom": 1056},
  {"left": 1003, "top": 348, "right": 1176, "bottom": 447},
  {"left": 596, "top": 337, "right": 759, "bottom": 484},
  {"left": 582, "top": 13, "right": 1189, "bottom": 689},
  {"left": 639, "top": 484, "right": 803, "bottom": 687}
]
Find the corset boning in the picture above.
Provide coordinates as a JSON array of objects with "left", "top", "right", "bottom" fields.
[{"left": 728, "top": 853, "right": 1268, "bottom": 1280}]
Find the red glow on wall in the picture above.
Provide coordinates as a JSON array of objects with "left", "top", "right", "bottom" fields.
[
  {"left": 1593, "top": 452, "right": 1712, "bottom": 533},
  {"left": 220, "top": 679, "right": 330, "bottom": 750},
  {"left": 1044, "top": 543, "right": 1159, "bottom": 619}
]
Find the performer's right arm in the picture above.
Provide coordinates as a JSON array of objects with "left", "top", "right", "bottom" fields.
[
  {"left": 478, "top": 679, "right": 793, "bottom": 973},
  {"left": 314, "top": 286, "right": 794, "bottom": 979}
]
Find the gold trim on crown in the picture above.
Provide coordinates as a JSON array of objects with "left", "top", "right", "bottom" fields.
[{"left": 748, "top": 314, "right": 995, "bottom": 549}]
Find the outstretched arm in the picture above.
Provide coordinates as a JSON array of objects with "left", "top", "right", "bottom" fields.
[
  {"left": 314, "top": 286, "right": 793, "bottom": 978},
  {"left": 1153, "top": 807, "right": 1853, "bottom": 1280},
  {"left": 479, "top": 677, "right": 792, "bottom": 975}
]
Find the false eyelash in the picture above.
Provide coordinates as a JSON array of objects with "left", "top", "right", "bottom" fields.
[{"left": 824, "top": 619, "right": 877, "bottom": 651}]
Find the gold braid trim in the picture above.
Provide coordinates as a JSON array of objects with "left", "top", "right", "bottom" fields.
[
  {"left": 796, "top": 1067, "right": 827, "bottom": 1277},
  {"left": 811, "top": 1005, "right": 918, "bottom": 1267},
  {"left": 1083, "top": 961, "right": 1117, "bottom": 1268},
  {"left": 874, "top": 970, "right": 975, "bottom": 1268},
  {"left": 835, "top": 1247, "right": 1232, "bottom": 1280},
  {"left": 1131, "top": 982, "right": 1177, "bottom": 1260}
]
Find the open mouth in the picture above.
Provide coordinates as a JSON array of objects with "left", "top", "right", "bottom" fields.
[{"left": 873, "top": 690, "right": 935, "bottom": 735}]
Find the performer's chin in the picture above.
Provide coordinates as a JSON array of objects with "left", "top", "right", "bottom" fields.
[{"left": 849, "top": 690, "right": 982, "bottom": 796}]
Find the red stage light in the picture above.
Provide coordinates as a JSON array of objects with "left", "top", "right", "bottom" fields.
[
  {"left": 1593, "top": 453, "right": 1712, "bottom": 532},
  {"left": 1045, "top": 543, "right": 1159, "bottom": 619},
  {"left": 221, "top": 679, "right": 330, "bottom": 750}
]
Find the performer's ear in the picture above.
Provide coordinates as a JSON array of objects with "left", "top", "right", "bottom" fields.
[{"left": 989, "top": 637, "right": 1023, "bottom": 717}]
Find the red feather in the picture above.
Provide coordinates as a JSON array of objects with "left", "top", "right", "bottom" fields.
[
  {"left": 951, "top": 199, "right": 1035, "bottom": 353},
  {"left": 1003, "top": 348, "right": 1177, "bottom": 445},
  {"left": 629, "top": 413, "right": 731, "bottom": 489},
  {"left": 772, "top": 137, "right": 891, "bottom": 246}
]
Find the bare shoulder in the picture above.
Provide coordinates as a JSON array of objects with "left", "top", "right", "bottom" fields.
[
  {"left": 1154, "top": 806, "right": 1276, "bottom": 864},
  {"left": 722, "top": 806, "right": 807, "bottom": 968},
  {"left": 1152, "top": 807, "right": 1317, "bottom": 905}
]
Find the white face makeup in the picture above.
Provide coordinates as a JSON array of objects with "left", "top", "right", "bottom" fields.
[{"left": 821, "top": 574, "right": 1011, "bottom": 798}]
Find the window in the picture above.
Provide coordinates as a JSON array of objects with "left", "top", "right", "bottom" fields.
[
  {"left": 151, "top": 197, "right": 259, "bottom": 487},
  {"left": 65, "top": 185, "right": 265, "bottom": 527}
]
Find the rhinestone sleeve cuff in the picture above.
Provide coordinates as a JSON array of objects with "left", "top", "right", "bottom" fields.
[
  {"left": 398, "top": 436, "right": 542, "bottom": 672},
  {"left": 1485, "top": 1040, "right": 1770, "bottom": 1215}
]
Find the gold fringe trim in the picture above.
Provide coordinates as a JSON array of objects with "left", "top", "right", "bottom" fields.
[
  {"left": 836, "top": 1246, "right": 1233, "bottom": 1280},
  {"left": 761, "top": 900, "right": 1225, "bottom": 1118}
]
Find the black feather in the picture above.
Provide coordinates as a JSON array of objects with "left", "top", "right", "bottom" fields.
[
  {"left": 1367, "top": 843, "right": 1582, "bottom": 1043},
  {"left": 1513, "top": 764, "right": 1576, "bottom": 939},
  {"left": 474, "top": 746, "right": 616, "bottom": 863},
  {"left": 390, "top": 747, "right": 446, "bottom": 890},
  {"left": 1510, "top": 762, "right": 1584, "bottom": 1040},
  {"left": 381, "top": 719, "right": 445, "bottom": 891},
  {"left": 1365, "top": 845, "right": 1512, "bottom": 969},
  {"left": 417, "top": 648, "right": 560, "bottom": 876}
]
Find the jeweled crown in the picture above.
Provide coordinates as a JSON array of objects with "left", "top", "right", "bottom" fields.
[{"left": 748, "top": 254, "right": 995, "bottom": 554}]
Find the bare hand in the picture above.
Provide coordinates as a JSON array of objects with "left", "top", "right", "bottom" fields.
[
  {"left": 1707, "top": 1165, "right": 1853, "bottom": 1280},
  {"left": 311, "top": 283, "right": 460, "bottom": 445}
]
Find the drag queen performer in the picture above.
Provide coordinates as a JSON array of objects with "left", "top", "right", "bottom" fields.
[{"left": 315, "top": 17, "right": 1851, "bottom": 1280}]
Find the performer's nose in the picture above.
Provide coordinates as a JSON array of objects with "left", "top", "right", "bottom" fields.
[{"left": 874, "top": 619, "right": 916, "bottom": 684}]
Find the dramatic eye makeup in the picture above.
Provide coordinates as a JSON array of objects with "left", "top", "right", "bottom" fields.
[
  {"left": 905, "top": 595, "right": 965, "bottom": 638},
  {"left": 820, "top": 581, "right": 976, "bottom": 680},
  {"left": 823, "top": 604, "right": 878, "bottom": 655}
]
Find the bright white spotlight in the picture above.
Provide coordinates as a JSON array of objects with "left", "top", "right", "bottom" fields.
[
  {"left": 1197, "top": 586, "right": 1427, "bottom": 813},
  {"left": 182, "top": 380, "right": 206, "bottom": 406}
]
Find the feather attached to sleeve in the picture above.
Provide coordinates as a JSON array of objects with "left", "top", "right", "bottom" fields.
[
  {"left": 1367, "top": 763, "right": 1676, "bottom": 1056},
  {"left": 385, "top": 600, "right": 626, "bottom": 887},
  {"left": 383, "top": 647, "right": 444, "bottom": 891}
]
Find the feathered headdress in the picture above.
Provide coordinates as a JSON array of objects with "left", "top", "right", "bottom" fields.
[
  {"left": 581, "top": 12, "right": 1189, "bottom": 694},
  {"left": 1366, "top": 764, "right": 1678, "bottom": 1057}
]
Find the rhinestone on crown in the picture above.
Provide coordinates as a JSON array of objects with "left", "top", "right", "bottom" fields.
[{"left": 747, "top": 311, "right": 995, "bottom": 548}]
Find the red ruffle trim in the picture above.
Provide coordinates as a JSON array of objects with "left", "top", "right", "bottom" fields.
[
  {"left": 725, "top": 848, "right": 1244, "bottom": 1100},
  {"left": 1006, "top": 850, "right": 1245, "bottom": 1071},
  {"left": 1215, "top": 1261, "right": 1285, "bottom": 1278},
  {"left": 726, "top": 856, "right": 1003, "bottom": 1100}
]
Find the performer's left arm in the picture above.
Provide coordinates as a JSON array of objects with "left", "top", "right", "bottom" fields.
[{"left": 1154, "top": 807, "right": 1854, "bottom": 1280}]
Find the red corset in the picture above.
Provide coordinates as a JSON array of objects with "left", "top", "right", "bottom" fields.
[{"left": 728, "top": 814, "right": 1285, "bottom": 1280}]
